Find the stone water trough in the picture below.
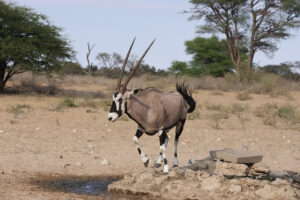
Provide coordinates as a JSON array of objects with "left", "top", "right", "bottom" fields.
[{"left": 108, "top": 148, "right": 300, "bottom": 200}]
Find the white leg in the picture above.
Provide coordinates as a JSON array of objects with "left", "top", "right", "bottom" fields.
[
  {"left": 173, "top": 139, "right": 179, "bottom": 167},
  {"left": 159, "top": 130, "right": 169, "bottom": 174},
  {"left": 133, "top": 129, "right": 149, "bottom": 167}
]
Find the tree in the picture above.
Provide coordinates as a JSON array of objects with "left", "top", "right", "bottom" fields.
[
  {"left": 169, "top": 61, "right": 189, "bottom": 75},
  {"left": 59, "top": 62, "right": 84, "bottom": 75},
  {"left": 188, "top": 0, "right": 300, "bottom": 80},
  {"left": 0, "top": 1, "right": 74, "bottom": 92},
  {"left": 261, "top": 62, "right": 300, "bottom": 81},
  {"left": 170, "top": 36, "right": 245, "bottom": 77},
  {"left": 96, "top": 52, "right": 123, "bottom": 69},
  {"left": 185, "top": 36, "right": 240, "bottom": 77},
  {"left": 86, "top": 42, "right": 95, "bottom": 75}
]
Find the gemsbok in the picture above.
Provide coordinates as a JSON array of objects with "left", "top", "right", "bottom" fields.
[{"left": 108, "top": 38, "right": 196, "bottom": 174}]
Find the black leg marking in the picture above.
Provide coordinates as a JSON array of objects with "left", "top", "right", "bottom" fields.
[
  {"left": 155, "top": 152, "right": 163, "bottom": 168},
  {"left": 159, "top": 130, "right": 169, "bottom": 173},
  {"left": 133, "top": 128, "right": 149, "bottom": 167},
  {"left": 164, "top": 158, "right": 168, "bottom": 165},
  {"left": 173, "top": 119, "right": 186, "bottom": 168}
]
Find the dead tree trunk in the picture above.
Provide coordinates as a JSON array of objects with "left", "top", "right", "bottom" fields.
[{"left": 86, "top": 42, "right": 95, "bottom": 76}]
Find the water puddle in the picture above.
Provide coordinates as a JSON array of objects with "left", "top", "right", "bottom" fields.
[{"left": 31, "top": 174, "right": 120, "bottom": 196}]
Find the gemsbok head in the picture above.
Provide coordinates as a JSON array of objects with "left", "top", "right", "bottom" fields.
[{"left": 108, "top": 38, "right": 196, "bottom": 174}]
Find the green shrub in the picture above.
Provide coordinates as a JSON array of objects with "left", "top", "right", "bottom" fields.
[
  {"left": 56, "top": 98, "right": 77, "bottom": 110},
  {"left": 277, "top": 104, "right": 298, "bottom": 123},
  {"left": 7, "top": 104, "right": 31, "bottom": 116}
]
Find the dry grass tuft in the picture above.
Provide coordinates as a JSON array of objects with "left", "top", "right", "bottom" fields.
[
  {"left": 277, "top": 104, "right": 299, "bottom": 123},
  {"left": 7, "top": 104, "right": 32, "bottom": 116},
  {"left": 237, "top": 91, "right": 252, "bottom": 101},
  {"left": 98, "top": 99, "right": 112, "bottom": 111},
  {"left": 188, "top": 110, "right": 201, "bottom": 120},
  {"left": 56, "top": 98, "right": 77, "bottom": 110}
]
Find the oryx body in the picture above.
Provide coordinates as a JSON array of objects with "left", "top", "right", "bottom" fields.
[{"left": 108, "top": 38, "right": 196, "bottom": 173}]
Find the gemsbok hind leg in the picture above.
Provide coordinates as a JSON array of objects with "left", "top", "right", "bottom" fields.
[
  {"left": 158, "top": 130, "right": 169, "bottom": 174},
  {"left": 156, "top": 130, "right": 169, "bottom": 168},
  {"left": 173, "top": 119, "right": 186, "bottom": 168},
  {"left": 133, "top": 128, "right": 149, "bottom": 167}
]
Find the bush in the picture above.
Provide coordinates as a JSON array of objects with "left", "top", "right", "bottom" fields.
[
  {"left": 56, "top": 98, "right": 77, "bottom": 110},
  {"left": 237, "top": 91, "right": 252, "bottom": 101},
  {"left": 59, "top": 62, "right": 85, "bottom": 75},
  {"left": 277, "top": 104, "right": 298, "bottom": 123}
]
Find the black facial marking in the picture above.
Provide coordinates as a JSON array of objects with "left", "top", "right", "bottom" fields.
[
  {"left": 109, "top": 101, "right": 117, "bottom": 113},
  {"left": 174, "top": 153, "right": 178, "bottom": 157}
]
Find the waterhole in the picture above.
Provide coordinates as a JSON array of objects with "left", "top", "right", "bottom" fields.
[{"left": 31, "top": 175, "right": 120, "bottom": 196}]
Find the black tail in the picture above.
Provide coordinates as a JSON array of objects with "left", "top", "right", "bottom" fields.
[{"left": 176, "top": 83, "right": 196, "bottom": 113}]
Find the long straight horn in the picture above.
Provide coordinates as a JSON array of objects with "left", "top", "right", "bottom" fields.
[
  {"left": 121, "top": 39, "right": 155, "bottom": 93},
  {"left": 116, "top": 37, "right": 136, "bottom": 91}
]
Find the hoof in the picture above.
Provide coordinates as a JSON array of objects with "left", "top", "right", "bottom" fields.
[
  {"left": 143, "top": 159, "right": 149, "bottom": 167},
  {"left": 172, "top": 164, "right": 179, "bottom": 168},
  {"left": 163, "top": 172, "right": 169, "bottom": 175},
  {"left": 155, "top": 163, "right": 162, "bottom": 168}
]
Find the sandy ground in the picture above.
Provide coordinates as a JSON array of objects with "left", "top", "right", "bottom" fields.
[{"left": 0, "top": 89, "right": 299, "bottom": 199}]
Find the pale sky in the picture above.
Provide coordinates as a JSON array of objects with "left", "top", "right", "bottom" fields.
[{"left": 13, "top": 0, "right": 300, "bottom": 70}]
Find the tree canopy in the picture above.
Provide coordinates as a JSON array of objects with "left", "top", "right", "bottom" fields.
[
  {"left": 0, "top": 0, "right": 74, "bottom": 91},
  {"left": 170, "top": 36, "right": 246, "bottom": 77},
  {"left": 188, "top": 0, "right": 300, "bottom": 80}
]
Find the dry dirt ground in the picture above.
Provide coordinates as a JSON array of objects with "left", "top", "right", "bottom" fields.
[{"left": 0, "top": 85, "right": 300, "bottom": 199}]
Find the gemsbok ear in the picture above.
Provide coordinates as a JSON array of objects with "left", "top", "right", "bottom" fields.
[{"left": 126, "top": 89, "right": 139, "bottom": 99}]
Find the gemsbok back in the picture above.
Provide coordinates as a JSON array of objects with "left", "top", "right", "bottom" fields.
[{"left": 108, "top": 38, "right": 196, "bottom": 174}]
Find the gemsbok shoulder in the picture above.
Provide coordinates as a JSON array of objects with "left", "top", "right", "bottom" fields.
[{"left": 108, "top": 38, "right": 196, "bottom": 174}]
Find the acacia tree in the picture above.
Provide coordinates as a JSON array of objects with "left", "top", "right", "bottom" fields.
[
  {"left": 0, "top": 1, "right": 74, "bottom": 92},
  {"left": 96, "top": 52, "right": 123, "bottom": 69},
  {"left": 170, "top": 36, "right": 247, "bottom": 77},
  {"left": 188, "top": 0, "right": 300, "bottom": 80}
]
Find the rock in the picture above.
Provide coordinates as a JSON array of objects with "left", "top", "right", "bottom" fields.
[
  {"left": 184, "top": 169, "right": 196, "bottom": 180},
  {"left": 270, "top": 170, "right": 290, "bottom": 179},
  {"left": 256, "top": 184, "right": 298, "bottom": 200},
  {"left": 271, "top": 178, "right": 289, "bottom": 186},
  {"left": 228, "top": 184, "right": 241, "bottom": 194},
  {"left": 210, "top": 148, "right": 263, "bottom": 164},
  {"left": 75, "top": 162, "right": 83, "bottom": 166},
  {"left": 100, "top": 159, "right": 109, "bottom": 165},
  {"left": 215, "top": 160, "right": 248, "bottom": 176},
  {"left": 201, "top": 176, "right": 222, "bottom": 191},
  {"left": 252, "top": 163, "right": 270, "bottom": 174},
  {"left": 135, "top": 171, "right": 153, "bottom": 184},
  {"left": 292, "top": 173, "right": 300, "bottom": 184},
  {"left": 108, "top": 157, "right": 300, "bottom": 200},
  {"left": 255, "top": 185, "right": 277, "bottom": 199},
  {"left": 188, "top": 158, "right": 196, "bottom": 165},
  {"left": 186, "top": 157, "right": 215, "bottom": 173}
]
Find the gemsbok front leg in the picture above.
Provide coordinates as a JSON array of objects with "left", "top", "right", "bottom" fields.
[
  {"left": 133, "top": 128, "right": 149, "bottom": 167},
  {"left": 173, "top": 119, "right": 185, "bottom": 167},
  {"left": 159, "top": 130, "right": 169, "bottom": 174}
]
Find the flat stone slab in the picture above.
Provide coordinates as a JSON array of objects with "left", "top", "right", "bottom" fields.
[{"left": 210, "top": 148, "right": 263, "bottom": 164}]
